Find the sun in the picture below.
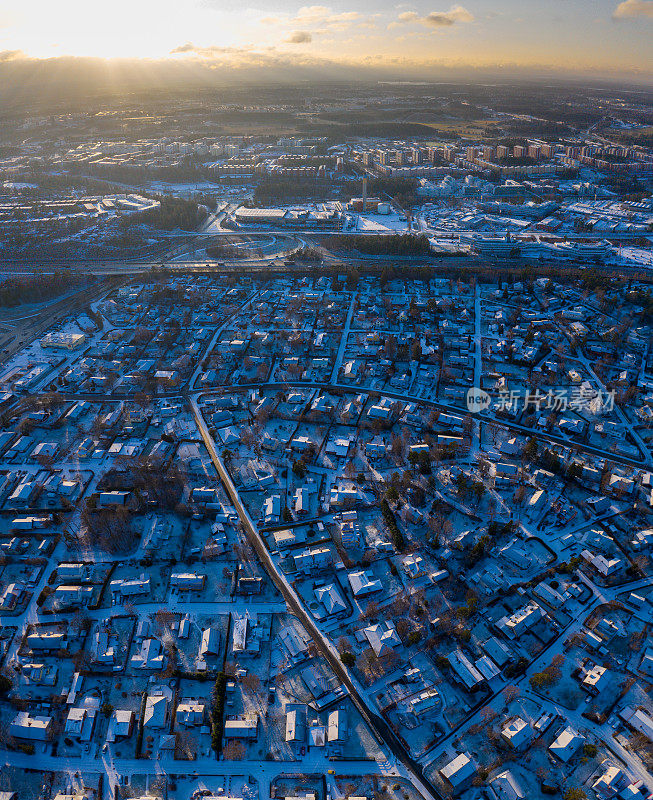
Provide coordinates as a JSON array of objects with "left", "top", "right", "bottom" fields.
[{"left": 1, "top": 0, "right": 245, "bottom": 60}]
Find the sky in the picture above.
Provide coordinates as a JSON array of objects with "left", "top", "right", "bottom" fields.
[{"left": 0, "top": 0, "right": 652, "bottom": 80}]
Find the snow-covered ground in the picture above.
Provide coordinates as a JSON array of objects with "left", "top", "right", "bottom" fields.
[{"left": 352, "top": 211, "right": 409, "bottom": 233}]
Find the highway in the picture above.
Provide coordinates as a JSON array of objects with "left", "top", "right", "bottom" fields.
[{"left": 0, "top": 252, "right": 652, "bottom": 284}]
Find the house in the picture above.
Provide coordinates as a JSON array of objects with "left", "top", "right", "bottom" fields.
[
  {"left": 581, "top": 549, "right": 623, "bottom": 576},
  {"left": 410, "top": 687, "right": 441, "bottom": 717},
  {"left": 327, "top": 709, "right": 347, "bottom": 742},
  {"left": 97, "top": 491, "right": 131, "bottom": 508},
  {"left": 363, "top": 622, "right": 401, "bottom": 657},
  {"left": 534, "top": 581, "right": 565, "bottom": 608},
  {"left": 496, "top": 603, "right": 545, "bottom": 639},
  {"left": 237, "top": 575, "right": 263, "bottom": 595},
  {"left": 447, "top": 649, "right": 484, "bottom": 691},
  {"left": 340, "top": 511, "right": 362, "bottom": 547},
  {"left": 10, "top": 711, "right": 53, "bottom": 740},
  {"left": 170, "top": 572, "right": 205, "bottom": 591},
  {"left": 278, "top": 625, "right": 310, "bottom": 663},
  {"left": 192, "top": 487, "right": 218, "bottom": 504},
  {"left": 348, "top": 570, "right": 382, "bottom": 597},
  {"left": 273, "top": 528, "right": 297, "bottom": 549},
  {"left": 106, "top": 709, "right": 134, "bottom": 742},
  {"left": 0, "top": 583, "right": 26, "bottom": 610},
  {"left": 92, "top": 624, "right": 116, "bottom": 666},
  {"left": 285, "top": 708, "right": 306, "bottom": 743},
  {"left": 403, "top": 554, "right": 426, "bottom": 579},
  {"left": 592, "top": 763, "right": 631, "bottom": 798},
  {"left": 224, "top": 715, "right": 258, "bottom": 739},
  {"left": 501, "top": 717, "right": 532, "bottom": 750},
  {"left": 582, "top": 664, "right": 610, "bottom": 694},
  {"left": 110, "top": 575, "right": 150, "bottom": 602},
  {"left": 549, "top": 726, "right": 584, "bottom": 762},
  {"left": 261, "top": 494, "right": 281, "bottom": 524},
  {"left": 130, "top": 638, "right": 166, "bottom": 670},
  {"left": 294, "top": 546, "right": 332, "bottom": 574},
  {"left": 27, "top": 631, "right": 66, "bottom": 651},
  {"left": 367, "top": 397, "right": 394, "bottom": 420},
  {"left": 294, "top": 487, "right": 311, "bottom": 515},
  {"left": 619, "top": 706, "right": 653, "bottom": 742},
  {"left": 330, "top": 485, "right": 359, "bottom": 508},
  {"left": 52, "top": 584, "right": 93, "bottom": 609},
  {"left": 490, "top": 770, "right": 527, "bottom": 800},
  {"left": 232, "top": 615, "right": 248, "bottom": 654},
  {"left": 314, "top": 584, "right": 347, "bottom": 617},
  {"left": 176, "top": 701, "right": 205, "bottom": 727},
  {"left": 440, "top": 753, "right": 477, "bottom": 792},
  {"left": 19, "top": 662, "right": 58, "bottom": 687},
  {"left": 199, "top": 627, "right": 221, "bottom": 658},
  {"left": 481, "top": 637, "right": 512, "bottom": 668},
  {"left": 144, "top": 688, "right": 172, "bottom": 728},
  {"left": 64, "top": 707, "right": 96, "bottom": 741}
]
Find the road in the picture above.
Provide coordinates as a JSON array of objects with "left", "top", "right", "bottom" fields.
[
  {"left": 1, "top": 250, "right": 652, "bottom": 284},
  {"left": 330, "top": 292, "right": 356, "bottom": 383},
  {"left": 0, "top": 748, "right": 384, "bottom": 787},
  {"left": 471, "top": 281, "right": 482, "bottom": 455},
  {"left": 195, "top": 379, "right": 653, "bottom": 472}
]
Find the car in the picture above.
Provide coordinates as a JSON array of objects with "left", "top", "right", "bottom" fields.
[
  {"left": 268, "top": 691, "right": 275, "bottom": 704},
  {"left": 327, "top": 770, "right": 335, "bottom": 775}
]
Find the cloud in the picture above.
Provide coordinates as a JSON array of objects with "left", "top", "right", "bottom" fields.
[
  {"left": 261, "top": 5, "right": 365, "bottom": 31},
  {"left": 170, "top": 42, "right": 256, "bottom": 57},
  {"left": 0, "top": 49, "right": 25, "bottom": 62},
  {"left": 285, "top": 30, "right": 312, "bottom": 43},
  {"left": 390, "top": 5, "right": 473, "bottom": 29},
  {"left": 613, "top": 0, "right": 653, "bottom": 17},
  {"left": 423, "top": 5, "right": 474, "bottom": 26}
]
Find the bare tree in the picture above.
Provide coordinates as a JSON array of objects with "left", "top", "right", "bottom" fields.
[{"left": 222, "top": 739, "right": 246, "bottom": 760}]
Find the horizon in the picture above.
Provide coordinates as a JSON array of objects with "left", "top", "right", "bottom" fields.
[{"left": 1, "top": 0, "right": 652, "bottom": 90}]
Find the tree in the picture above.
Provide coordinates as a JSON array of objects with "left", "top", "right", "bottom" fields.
[
  {"left": 480, "top": 706, "right": 497, "bottom": 725},
  {"left": 502, "top": 685, "right": 520, "bottom": 704},
  {"left": 154, "top": 609, "right": 176, "bottom": 635},
  {"left": 241, "top": 674, "right": 261, "bottom": 695},
  {"left": 523, "top": 436, "right": 538, "bottom": 461},
  {"left": 175, "top": 730, "right": 197, "bottom": 760},
  {"left": 530, "top": 671, "right": 554, "bottom": 690},
  {"left": 222, "top": 739, "right": 246, "bottom": 760},
  {"left": 563, "top": 790, "right": 586, "bottom": 800},
  {"left": 340, "top": 651, "right": 355, "bottom": 668},
  {"left": 364, "top": 600, "right": 379, "bottom": 619}
]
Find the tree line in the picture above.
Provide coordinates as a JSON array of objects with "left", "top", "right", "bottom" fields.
[
  {"left": 0, "top": 270, "right": 89, "bottom": 307},
  {"left": 121, "top": 197, "right": 207, "bottom": 232},
  {"left": 329, "top": 233, "right": 432, "bottom": 256}
]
